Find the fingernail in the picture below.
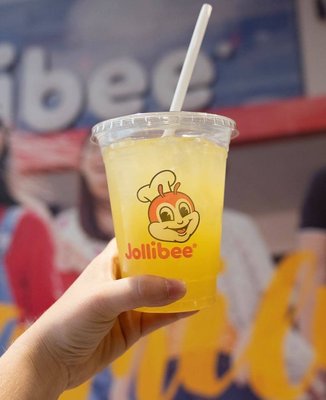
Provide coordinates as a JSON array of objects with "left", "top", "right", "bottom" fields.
[{"left": 165, "top": 279, "right": 186, "bottom": 300}]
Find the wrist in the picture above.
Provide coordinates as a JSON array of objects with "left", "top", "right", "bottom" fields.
[{"left": 0, "top": 324, "right": 68, "bottom": 400}]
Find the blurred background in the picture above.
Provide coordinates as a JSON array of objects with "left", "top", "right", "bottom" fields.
[
  {"left": 0, "top": 0, "right": 325, "bottom": 399},
  {"left": 1, "top": 0, "right": 325, "bottom": 257}
]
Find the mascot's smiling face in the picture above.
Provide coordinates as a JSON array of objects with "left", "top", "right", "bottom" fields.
[{"left": 137, "top": 170, "right": 200, "bottom": 243}]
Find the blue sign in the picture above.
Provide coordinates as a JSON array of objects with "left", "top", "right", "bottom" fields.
[{"left": 0, "top": 0, "right": 302, "bottom": 133}]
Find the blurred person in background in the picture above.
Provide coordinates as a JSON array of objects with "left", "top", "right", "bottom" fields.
[
  {"left": 55, "top": 137, "right": 116, "bottom": 398},
  {"left": 55, "top": 138, "right": 114, "bottom": 290},
  {"left": 297, "top": 167, "right": 326, "bottom": 400},
  {"left": 92, "top": 209, "right": 314, "bottom": 400},
  {"left": 55, "top": 138, "right": 315, "bottom": 399},
  {"left": 0, "top": 119, "right": 59, "bottom": 354},
  {"left": 299, "top": 166, "right": 326, "bottom": 324},
  {"left": 298, "top": 166, "right": 326, "bottom": 340},
  {"left": 220, "top": 209, "right": 315, "bottom": 400}
]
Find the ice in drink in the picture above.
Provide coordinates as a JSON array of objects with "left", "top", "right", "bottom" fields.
[{"left": 92, "top": 112, "right": 237, "bottom": 312}]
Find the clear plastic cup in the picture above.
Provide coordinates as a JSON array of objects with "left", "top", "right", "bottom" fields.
[{"left": 92, "top": 111, "right": 238, "bottom": 313}]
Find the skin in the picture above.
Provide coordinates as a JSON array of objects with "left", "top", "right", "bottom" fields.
[
  {"left": 0, "top": 239, "right": 190, "bottom": 399},
  {"left": 79, "top": 141, "right": 114, "bottom": 237},
  {"left": 0, "top": 125, "right": 18, "bottom": 198},
  {"left": 80, "top": 142, "right": 109, "bottom": 205},
  {"left": 0, "top": 128, "right": 4, "bottom": 153}
]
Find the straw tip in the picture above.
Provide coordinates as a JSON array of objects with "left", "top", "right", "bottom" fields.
[
  {"left": 201, "top": 3, "right": 212, "bottom": 18},
  {"left": 203, "top": 3, "right": 213, "bottom": 11}
]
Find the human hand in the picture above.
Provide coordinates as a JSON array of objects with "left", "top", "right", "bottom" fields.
[{"left": 0, "top": 239, "right": 188, "bottom": 399}]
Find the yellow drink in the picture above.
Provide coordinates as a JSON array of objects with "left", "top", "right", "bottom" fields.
[
  {"left": 103, "top": 136, "right": 227, "bottom": 312},
  {"left": 92, "top": 111, "right": 237, "bottom": 312}
]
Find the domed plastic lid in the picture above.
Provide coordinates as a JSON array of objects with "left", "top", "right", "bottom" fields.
[{"left": 92, "top": 111, "right": 239, "bottom": 148}]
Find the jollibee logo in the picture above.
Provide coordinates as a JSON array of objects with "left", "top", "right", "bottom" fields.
[
  {"left": 125, "top": 241, "right": 197, "bottom": 260},
  {"left": 137, "top": 170, "right": 200, "bottom": 243}
]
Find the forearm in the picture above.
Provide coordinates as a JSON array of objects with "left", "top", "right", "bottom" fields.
[{"left": 0, "top": 326, "right": 66, "bottom": 400}]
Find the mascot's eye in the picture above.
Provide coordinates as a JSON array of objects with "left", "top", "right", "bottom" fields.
[
  {"left": 159, "top": 206, "right": 174, "bottom": 222},
  {"left": 179, "top": 202, "right": 191, "bottom": 217}
]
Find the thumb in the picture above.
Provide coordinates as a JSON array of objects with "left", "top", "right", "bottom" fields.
[{"left": 103, "top": 275, "right": 186, "bottom": 315}]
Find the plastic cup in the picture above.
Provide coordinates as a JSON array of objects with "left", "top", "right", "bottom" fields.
[{"left": 92, "top": 111, "right": 238, "bottom": 313}]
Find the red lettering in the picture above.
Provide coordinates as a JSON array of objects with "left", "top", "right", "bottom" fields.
[
  {"left": 151, "top": 241, "right": 157, "bottom": 258},
  {"left": 171, "top": 247, "right": 182, "bottom": 258},
  {"left": 133, "top": 248, "right": 141, "bottom": 259},
  {"left": 157, "top": 243, "right": 169, "bottom": 259},
  {"left": 141, "top": 244, "right": 146, "bottom": 258},
  {"left": 183, "top": 246, "right": 193, "bottom": 258},
  {"left": 146, "top": 243, "right": 151, "bottom": 259},
  {"left": 125, "top": 243, "right": 132, "bottom": 259},
  {"left": 124, "top": 242, "right": 195, "bottom": 260}
]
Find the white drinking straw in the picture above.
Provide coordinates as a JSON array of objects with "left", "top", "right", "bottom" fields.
[{"left": 162, "top": 3, "right": 212, "bottom": 137}]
